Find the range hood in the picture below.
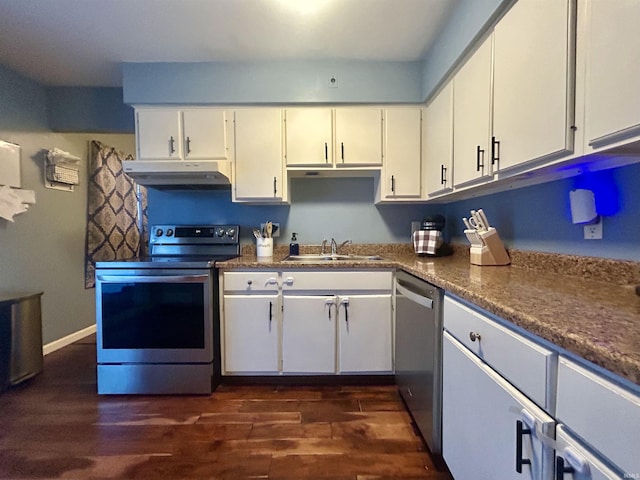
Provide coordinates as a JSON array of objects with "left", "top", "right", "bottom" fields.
[{"left": 122, "top": 160, "right": 231, "bottom": 189}]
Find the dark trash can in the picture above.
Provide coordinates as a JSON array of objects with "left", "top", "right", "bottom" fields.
[{"left": 0, "top": 292, "right": 43, "bottom": 392}]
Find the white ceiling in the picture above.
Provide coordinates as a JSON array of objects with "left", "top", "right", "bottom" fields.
[{"left": 0, "top": 0, "right": 458, "bottom": 87}]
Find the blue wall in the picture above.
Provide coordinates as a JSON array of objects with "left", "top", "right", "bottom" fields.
[
  {"left": 147, "top": 177, "right": 436, "bottom": 245},
  {"left": 0, "top": 65, "right": 48, "bottom": 131},
  {"left": 47, "top": 87, "right": 134, "bottom": 133},
  {"left": 442, "top": 162, "right": 640, "bottom": 261}
]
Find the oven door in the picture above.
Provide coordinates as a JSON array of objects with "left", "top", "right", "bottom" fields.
[{"left": 96, "top": 268, "right": 214, "bottom": 364}]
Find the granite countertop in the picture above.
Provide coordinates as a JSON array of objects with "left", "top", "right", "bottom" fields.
[{"left": 217, "top": 245, "right": 640, "bottom": 387}]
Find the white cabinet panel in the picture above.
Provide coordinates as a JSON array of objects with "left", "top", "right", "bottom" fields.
[
  {"left": 136, "top": 109, "right": 182, "bottom": 160},
  {"left": 423, "top": 82, "right": 454, "bottom": 196},
  {"left": 334, "top": 108, "right": 383, "bottom": 166},
  {"left": 233, "top": 108, "right": 285, "bottom": 201},
  {"left": 182, "top": 109, "right": 227, "bottom": 160},
  {"left": 282, "top": 295, "right": 336, "bottom": 374},
  {"left": 444, "top": 297, "right": 555, "bottom": 411},
  {"left": 492, "top": 0, "right": 575, "bottom": 171},
  {"left": 282, "top": 271, "right": 392, "bottom": 292},
  {"left": 584, "top": 0, "right": 640, "bottom": 149},
  {"left": 223, "top": 272, "right": 279, "bottom": 293},
  {"left": 338, "top": 295, "right": 392, "bottom": 373},
  {"left": 453, "top": 35, "right": 494, "bottom": 187},
  {"left": 382, "top": 108, "right": 422, "bottom": 199},
  {"left": 284, "top": 108, "right": 333, "bottom": 166},
  {"left": 442, "top": 332, "right": 554, "bottom": 480},
  {"left": 556, "top": 357, "right": 640, "bottom": 476},
  {"left": 555, "top": 425, "right": 624, "bottom": 480},
  {"left": 223, "top": 294, "right": 279, "bottom": 374}
]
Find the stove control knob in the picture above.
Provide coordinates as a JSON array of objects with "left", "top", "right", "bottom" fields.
[
  {"left": 226, "top": 228, "right": 237, "bottom": 238},
  {"left": 155, "top": 228, "right": 163, "bottom": 237},
  {"left": 216, "top": 228, "right": 226, "bottom": 237},
  {"left": 166, "top": 229, "right": 174, "bottom": 237}
]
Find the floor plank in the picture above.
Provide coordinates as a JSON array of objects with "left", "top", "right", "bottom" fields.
[{"left": 0, "top": 336, "right": 452, "bottom": 479}]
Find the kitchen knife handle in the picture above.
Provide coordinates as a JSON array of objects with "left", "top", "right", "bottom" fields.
[
  {"left": 324, "top": 142, "right": 328, "bottom": 162},
  {"left": 169, "top": 136, "right": 175, "bottom": 155},
  {"left": 491, "top": 136, "right": 500, "bottom": 165},
  {"left": 391, "top": 175, "right": 395, "bottom": 193},
  {"left": 555, "top": 457, "right": 575, "bottom": 480},
  {"left": 515, "top": 420, "right": 532, "bottom": 473},
  {"left": 186, "top": 136, "right": 191, "bottom": 155},
  {"left": 476, "top": 145, "right": 484, "bottom": 172}
]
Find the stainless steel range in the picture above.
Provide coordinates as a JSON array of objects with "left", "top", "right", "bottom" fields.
[{"left": 95, "top": 225, "right": 239, "bottom": 395}]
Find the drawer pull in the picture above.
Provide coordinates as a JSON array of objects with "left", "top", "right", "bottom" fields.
[
  {"left": 516, "top": 420, "right": 532, "bottom": 473},
  {"left": 469, "top": 331, "right": 481, "bottom": 342},
  {"left": 555, "top": 457, "right": 575, "bottom": 480}
]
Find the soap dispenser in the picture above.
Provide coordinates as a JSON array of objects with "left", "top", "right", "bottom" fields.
[{"left": 289, "top": 233, "right": 299, "bottom": 256}]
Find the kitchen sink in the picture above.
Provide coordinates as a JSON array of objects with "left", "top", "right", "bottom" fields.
[{"left": 283, "top": 254, "right": 384, "bottom": 262}]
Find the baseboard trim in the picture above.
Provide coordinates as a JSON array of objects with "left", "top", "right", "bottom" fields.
[{"left": 43, "top": 324, "right": 96, "bottom": 356}]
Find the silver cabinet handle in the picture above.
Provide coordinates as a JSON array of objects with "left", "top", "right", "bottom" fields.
[{"left": 469, "top": 331, "right": 481, "bottom": 342}]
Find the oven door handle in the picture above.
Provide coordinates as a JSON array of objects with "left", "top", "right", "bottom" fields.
[{"left": 96, "top": 274, "right": 209, "bottom": 283}]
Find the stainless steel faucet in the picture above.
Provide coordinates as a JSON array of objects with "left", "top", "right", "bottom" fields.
[{"left": 330, "top": 238, "right": 352, "bottom": 255}]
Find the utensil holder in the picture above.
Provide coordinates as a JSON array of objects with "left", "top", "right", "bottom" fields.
[{"left": 256, "top": 237, "right": 273, "bottom": 258}]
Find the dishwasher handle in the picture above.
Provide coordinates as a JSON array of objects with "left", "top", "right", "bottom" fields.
[{"left": 395, "top": 282, "right": 433, "bottom": 309}]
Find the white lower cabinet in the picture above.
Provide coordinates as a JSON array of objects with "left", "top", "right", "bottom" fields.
[
  {"left": 442, "top": 331, "right": 555, "bottom": 480},
  {"left": 555, "top": 425, "right": 623, "bottom": 480},
  {"left": 282, "top": 295, "right": 336, "bottom": 374},
  {"left": 223, "top": 294, "right": 279, "bottom": 374},
  {"left": 338, "top": 294, "right": 392, "bottom": 373},
  {"left": 555, "top": 357, "right": 640, "bottom": 477}
]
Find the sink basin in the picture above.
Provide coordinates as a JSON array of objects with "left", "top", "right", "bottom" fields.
[{"left": 283, "top": 254, "right": 384, "bottom": 262}]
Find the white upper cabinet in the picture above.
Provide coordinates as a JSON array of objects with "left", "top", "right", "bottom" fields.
[
  {"left": 423, "top": 82, "right": 454, "bottom": 197},
  {"left": 232, "top": 108, "right": 287, "bottom": 203},
  {"left": 492, "top": 0, "right": 576, "bottom": 172},
  {"left": 583, "top": 0, "right": 640, "bottom": 150},
  {"left": 380, "top": 108, "right": 422, "bottom": 199},
  {"left": 284, "top": 108, "right": 333, "bottom": 167},
  {"left": 136, "top": 109, "right": 182, "bottom": 160},
  {"left": 334, "top": 108, "right": 383, "bottom": 166},
  {"left": 181, "top": 109, "right": 228, "bottom": 160},
  {"left": 453, "top": 35, "right": 494, "bottom": 187},
  {"left": 135, "top": 107, "right": 228, "bottom": 161}
]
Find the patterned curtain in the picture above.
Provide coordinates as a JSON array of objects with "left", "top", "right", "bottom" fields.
[{"left": 84, "top": 140, "right": 148, "bottom": 288}]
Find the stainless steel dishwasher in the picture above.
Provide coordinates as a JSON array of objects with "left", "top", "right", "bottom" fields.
[{"left": 394, "top": 270, "right": 443, "bottom": 457}]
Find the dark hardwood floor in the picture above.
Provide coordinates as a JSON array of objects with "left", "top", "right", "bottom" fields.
[{"left": 0, "top": 336, "right": 452, "bottom": 479}]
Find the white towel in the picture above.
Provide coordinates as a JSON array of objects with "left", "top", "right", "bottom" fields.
[{"left": 412, "top": 230, "right": 442, "bottom": 255}]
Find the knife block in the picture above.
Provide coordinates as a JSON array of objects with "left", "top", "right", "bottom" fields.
[{"left": 470, "top": 228, "right": 510, "bottom": 266}]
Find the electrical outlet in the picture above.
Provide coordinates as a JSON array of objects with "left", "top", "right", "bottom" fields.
[
  {"left": 584, "top": 220, "right": 603, "bottom": 240},
  {"left": 260, "top": 222, "right": 280, "bottom": 237}
]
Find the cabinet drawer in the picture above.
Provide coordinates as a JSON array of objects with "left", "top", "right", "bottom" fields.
[
  {"left": 282, "top": 271, "right": 392, "bottom": 292},
  {"left": 223, "top": 271, "right": 279, "bottom": 292},
  {"left": 556, "top": 357, "right": 640, "bottom": 476},
  {"left": 444, "top": 296, "right": 555, "bottom": 410}
]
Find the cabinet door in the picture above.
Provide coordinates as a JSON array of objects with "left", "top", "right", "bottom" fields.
[
  {"left": 284, "top": 108, "right": 333, "bottom": 166},
  {"left": 338, "top": 295, "right": 392, "bottom": 373},
  {"left": 334, "top": 108, "right": 383, "bottom": 166},
  {"left": 382, "top": 108, "right": 422, "bottom": 198},
  {"left": 233, "top": 109, "right": 285, "bottom": 201},
  {"left": 492, "top": 0, "right": 575, "bottom": 171},
  {"left": 584, "top": 0, "right": 640, "bottom": 149},
  {"left": 282, "top": 295, "right": 336, "bottom": 374},
  {"left": 453, "top": 35, "right": 494, "bottom": 187},
  {"left": 223, "top": 294, "right": 279, "bottom": 374},
  {"left": 136, "top": 109, "right": 182, "bottom": 160},
  {"left": 442, "top": 332, "right": 554, "bottom": 480},
  {"left": 182, "top": 109, "right": 228, "bottom": 160},
  {"left": 423, "top": 82, "right": 454, "bottom": 196}
]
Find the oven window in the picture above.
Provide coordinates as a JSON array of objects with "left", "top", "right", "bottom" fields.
[{"left": 101, "top": 282, "right": 206, "bottom": 349}]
